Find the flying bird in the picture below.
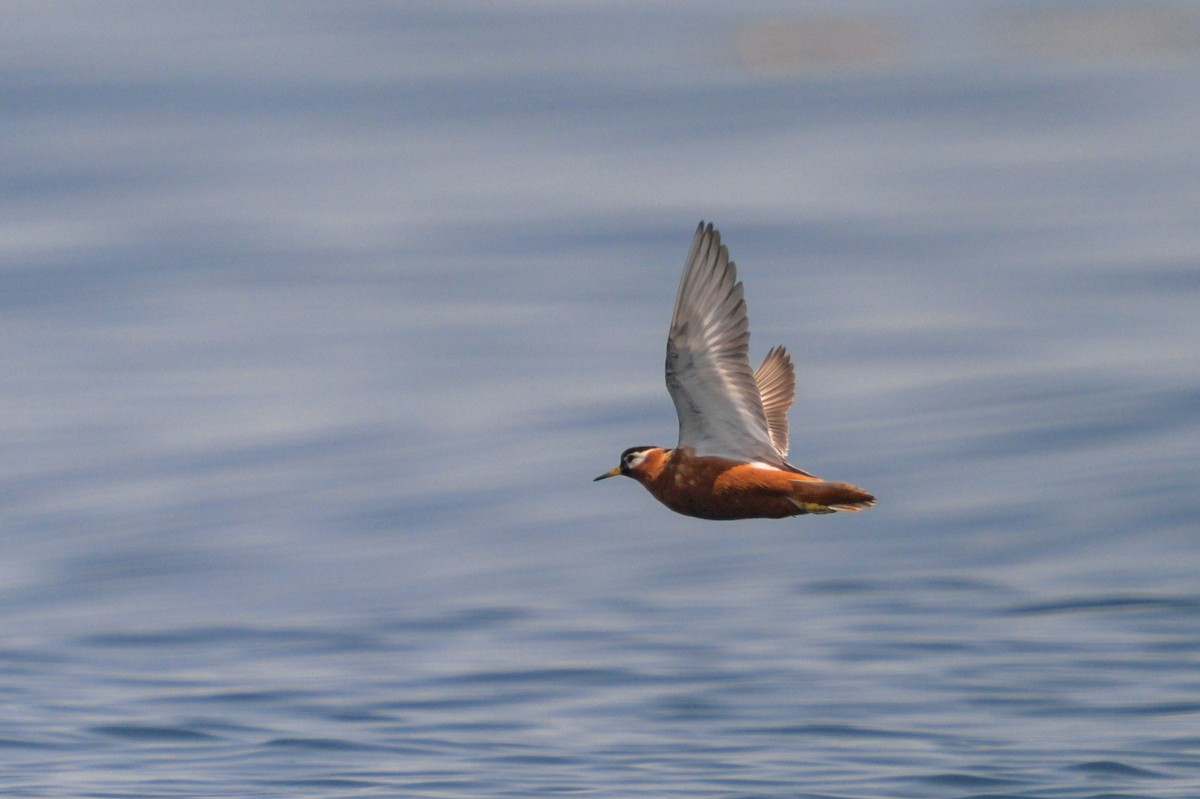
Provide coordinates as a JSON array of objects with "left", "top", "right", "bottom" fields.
[{"left": 595, "top": 222, "right": 875, "bottom": 520}]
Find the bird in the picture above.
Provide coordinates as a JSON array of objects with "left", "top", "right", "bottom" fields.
[{"left": 594, "top": 221, "right": 875, "bottom": 520}]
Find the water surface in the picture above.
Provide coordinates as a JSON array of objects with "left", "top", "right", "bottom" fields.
[{"left": 3, "top": 2, "right": 1199, "bottom": 797}]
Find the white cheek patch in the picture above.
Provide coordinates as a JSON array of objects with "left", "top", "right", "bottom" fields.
[{"left": 626, "top": 453, "right": 648, "bottom": 469}]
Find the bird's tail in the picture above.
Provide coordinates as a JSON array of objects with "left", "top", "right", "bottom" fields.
[{"left": 788, "top": 480, "right": 876, "bottom": 514}]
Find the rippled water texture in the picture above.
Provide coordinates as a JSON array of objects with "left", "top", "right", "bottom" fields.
[{"left": 3, "top": 3, "right": 1199, "bottom": 797}]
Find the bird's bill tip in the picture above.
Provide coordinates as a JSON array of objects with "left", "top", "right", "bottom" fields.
[{"left": 593, "top": 466, "right": 621, "bottom": 481}]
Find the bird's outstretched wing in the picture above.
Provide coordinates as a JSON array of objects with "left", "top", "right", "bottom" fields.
[
  {"left": 753, "top": 346, "right": 795, "bottom": 458},
  {"left": 666, "top": 222, "right": 781, "bottom": 465}
]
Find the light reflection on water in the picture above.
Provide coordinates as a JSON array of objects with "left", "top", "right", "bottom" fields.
[{"left": 3, "top": 3, "right": 1200, "bottom": 797}]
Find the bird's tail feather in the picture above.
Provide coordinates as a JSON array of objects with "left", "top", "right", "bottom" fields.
[{"left": 788, "top": 480, "right": 876, "bottom": 514}]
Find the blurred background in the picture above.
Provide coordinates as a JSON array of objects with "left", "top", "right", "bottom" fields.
[{"left": 3, "top": 2, "right": 1199, "bottom": 796}]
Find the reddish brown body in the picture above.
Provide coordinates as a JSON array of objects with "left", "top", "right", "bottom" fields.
[{"left": 618, "top": 447, "right": 874, "bottom": 520}]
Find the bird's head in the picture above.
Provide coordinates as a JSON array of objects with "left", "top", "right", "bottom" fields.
[{"left": 594, "top": 446, "right": 663, "bottom": 482}]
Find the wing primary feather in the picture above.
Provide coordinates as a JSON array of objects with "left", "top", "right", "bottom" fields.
[{"left": 754, "top": 346, "right": 796, "bottom": 457}]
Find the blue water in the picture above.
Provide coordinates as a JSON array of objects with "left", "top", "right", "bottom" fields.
[{"left": 4, "top": 2, "right": 1200, "bottom": 797}]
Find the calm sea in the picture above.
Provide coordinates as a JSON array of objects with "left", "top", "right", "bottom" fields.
[{"left": 3, "top": 2, "right": 1199, "bottom": 797}]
